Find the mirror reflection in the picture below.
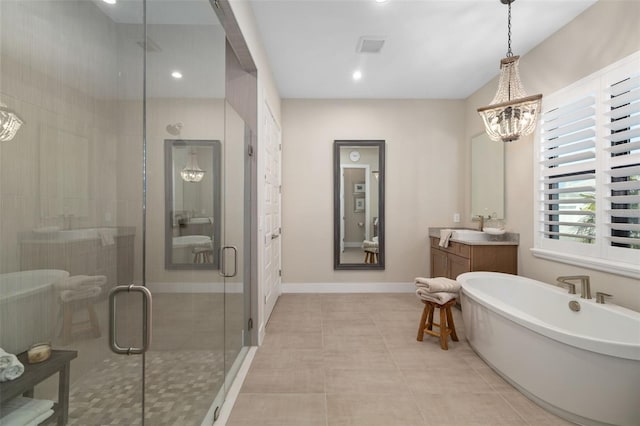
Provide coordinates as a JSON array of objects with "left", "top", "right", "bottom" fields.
[
  {"left": 471, "top": 132, "right": 505, "bottom": 219},
  {"left": 165, "top": 139, "right": 221, "bottom": 269},
  {"left": 334, "top": 140, "right": 385, "bottom": 270}
]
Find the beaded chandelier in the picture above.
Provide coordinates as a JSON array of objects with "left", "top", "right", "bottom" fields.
[{"left": 477, "top": 0, "right": 542, "bottom": 143}]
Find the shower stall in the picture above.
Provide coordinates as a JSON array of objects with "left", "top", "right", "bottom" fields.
[{"left": 0, "top": 0, "right": 256, "bottom": 424}]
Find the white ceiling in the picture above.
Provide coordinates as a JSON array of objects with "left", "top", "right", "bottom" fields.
[{"left": 250, "top": 0, "right": 597, "bottom": 99}]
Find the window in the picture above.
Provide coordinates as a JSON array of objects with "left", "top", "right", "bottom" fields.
[{"left": 533, "top": 51, "right": 640, "bottom": 277}]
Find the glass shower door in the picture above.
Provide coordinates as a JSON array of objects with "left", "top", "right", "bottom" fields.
[
  {"left": 0, "top": 0, "right": 146, "bottom": 424},
  {"left": 144, "top": 0, "right": 228, "bottom": 424}
]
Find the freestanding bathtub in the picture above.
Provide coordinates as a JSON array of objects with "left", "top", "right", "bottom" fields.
[
  {"left": 458, "top": 271, "right": 640, "bottom": 426},
  {"left": 0, "top": 269, "right": 69, "bottom": 354}
]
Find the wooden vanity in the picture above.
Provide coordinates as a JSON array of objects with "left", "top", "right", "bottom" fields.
[{"left": 429, "top": 232, "right": 517, "bottom": 279}]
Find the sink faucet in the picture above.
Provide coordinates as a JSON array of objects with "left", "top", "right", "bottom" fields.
[
  {"left": 473, "top": 215, "right": 489, "bottom": 231},
  {"left": 556, "top": 275, "right": 591, "bottom": 299}
]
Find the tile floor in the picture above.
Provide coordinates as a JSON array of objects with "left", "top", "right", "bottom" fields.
[{"left": 226, "top": 293, "right": 573, "bottom": 426}]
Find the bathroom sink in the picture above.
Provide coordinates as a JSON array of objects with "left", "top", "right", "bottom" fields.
[{"left": 451, "top": 229, "right": 490, "bottom": 241}]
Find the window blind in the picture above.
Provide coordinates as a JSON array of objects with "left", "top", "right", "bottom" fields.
[
  {"left": 535, "top": 51, "right": 640, "bottom": 274},
  {"left": 539, "top": 94, "right": 596, "bottom": 243},
  {"left": 603, "top": 72, "right": 640, "bottom": 250}
]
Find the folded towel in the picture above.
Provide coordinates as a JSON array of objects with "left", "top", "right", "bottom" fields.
[
  {"left": 362, "top": 240, "right": 379, "bottom": 249},
  {"left": 26, "top": 409, "right": 54, "bottom": 426},
  {"left": 415, "top": 277, "right": 461, "bottom": 293},
  {"left": 439, "top": 229, "right": 453, "bottom": 248},
  {"left": 0, "top": 397, "right": 54, "bottom": 424},
  {"left": 415, "top": 288, "right": 457, "bottom": 305},
  {"left": 0, "top": 349, "right": 24, "bottom": 382},
  {"left": 55, "top": 275, "right": 107, "bottom": 291},
  {"left": 98, "top": 228, "right": 116, "bottom": 246},
  {"left": 59, "top": 286, "right": 102, "bottom": 303}
]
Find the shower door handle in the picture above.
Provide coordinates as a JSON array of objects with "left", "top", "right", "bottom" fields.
[
  {"left": 219, "top": 246, "right": 238, "bottom": 278},
  {"left": 108, "top": 285, "right": 153, "bottom": 355}
]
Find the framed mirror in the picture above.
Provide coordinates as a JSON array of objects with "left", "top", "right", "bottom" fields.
[
  {"left": 471, "top": 132, "right": 504, "bottom": 219},
  {"left": 165, "top": 139, "right": 221, "bottom": 269},
  {"left": 334, "top": 140, "right": 385, "bottom": 270}
]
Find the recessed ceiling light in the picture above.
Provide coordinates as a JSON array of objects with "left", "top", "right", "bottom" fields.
[
  {"left": 171, "top": 71, "right": 183, "bottom": 79},
  {"left": 352, "top": 70, "right": 362, "bottom": 81},
  {"left": 103, "top": 0, "right": 117, "bottom": 4},
  {"left": 375, "top": 0, "right": 388, "bottom": 3}
]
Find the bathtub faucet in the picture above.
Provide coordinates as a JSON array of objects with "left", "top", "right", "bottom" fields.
[{"left": 556, "top": 275, "right": 591, "bottom": 299}]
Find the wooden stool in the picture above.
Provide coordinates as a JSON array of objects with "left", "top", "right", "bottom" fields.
[
  {"left": 416, "top": 298, "right": 458, "bottom": 350},
  {"left": 60, "top": 298, "right": 101, "bottom": 345},
  {"left": 364, "top": 249, "right": 378, "bottom": 264},
  {"left": 193, "top": 247, "right": 213, "bottom": 263}
]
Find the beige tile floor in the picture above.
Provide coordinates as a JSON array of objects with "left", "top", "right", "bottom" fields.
[{"left": 227, "top": 293, "right": 574, "bottom": 426}]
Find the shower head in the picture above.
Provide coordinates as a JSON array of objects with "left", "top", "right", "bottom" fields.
[{"left": 166, "top": 122, "right": 183, "bottom": 136}]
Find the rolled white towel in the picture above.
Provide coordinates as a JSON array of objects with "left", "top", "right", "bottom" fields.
[
  {"left": 55, "top": 275, "right": 107, "bottom": 291},
  {"left": 0, "top": 348, "right": 14, "bottom": 370},
  {"left": 0, "top": 397, "right": 54, "bottom": 424},
  {"left": 60, "top": 286, "right": 102, "bottom": 303},
  {"left": 439, "top": 229, "right": 453, "bottom": 248},
  {"left": 0, "top": 350, "right": 24, "bottom": 382},
  {"left": 415, "top": 288, "right": 457, "bottom": 305},
  {"left": 415, "top": 277, "right": 461, "bottom": 293}
]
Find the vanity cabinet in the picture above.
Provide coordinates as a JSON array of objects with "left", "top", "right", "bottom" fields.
[{"left": 429, "top": 237, "right": 517, "bottom": 279}]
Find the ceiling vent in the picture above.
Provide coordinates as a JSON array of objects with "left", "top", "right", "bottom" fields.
[
  {"left": 356, "top": 37, "right": 385, "bottom": 54},
  {"left": 136, "top": 37, "right": 162, "bottom": 53}
]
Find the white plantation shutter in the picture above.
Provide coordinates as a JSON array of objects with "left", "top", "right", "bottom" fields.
[
  {"left": 539, "top": 93, "right": 597, "bottom": 243},
  {"left": 603, "top": 69, "right": 640, "bottom": 252},
  {"left": 534, "top": 51, "right": 640, "bottom": 275}
]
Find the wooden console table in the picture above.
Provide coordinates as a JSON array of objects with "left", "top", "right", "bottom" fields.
[{"left": 0, "top": 350, "right": 77, "bottom": 425}]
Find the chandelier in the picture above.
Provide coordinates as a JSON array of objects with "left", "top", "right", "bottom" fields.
[
  {"left": 0, "top": 102, "right": 24, "bottom": 142},
  {"left": 181, "top": 151, "right": 205, "bottom": 183},
  {"left": 477, "top": 0, "right": 542, "bottom": 143}
]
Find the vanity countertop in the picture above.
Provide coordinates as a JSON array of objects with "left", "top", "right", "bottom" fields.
[
  {"left": 20, "top": 226, "right": 136, "bottom": 243},
  {"left": 428, "top": 227, "right": 519, "bottom": 246}
]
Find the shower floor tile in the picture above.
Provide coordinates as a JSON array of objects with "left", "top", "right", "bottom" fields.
[{"left": 66, "top": 350, "right": 224, "bottom": 426}]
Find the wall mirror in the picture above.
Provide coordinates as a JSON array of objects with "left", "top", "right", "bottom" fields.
[
  {"left": 334, "top": 140, "right": 385, "bottom": 270},
  {"left": 165, "top": 139, "right": 221, "bottom": 269},
  {"left": 471, "top": 132, "right": 504, "bottom": 220}
]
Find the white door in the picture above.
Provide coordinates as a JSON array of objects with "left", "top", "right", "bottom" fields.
[{"left": 263, "top": 102, "right": 282, "bottom": 323}]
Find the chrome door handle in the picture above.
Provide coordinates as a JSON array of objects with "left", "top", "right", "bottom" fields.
[
  {"left": 108, "top": 285, "right": 152, "bottom": 355},
  {"left": 219, "top": 246, "right": 238, "bottom": 278}
]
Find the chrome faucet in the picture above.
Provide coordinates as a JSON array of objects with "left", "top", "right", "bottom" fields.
[{"left": 556, "top": 275, "right": 591, "bottom": 299}]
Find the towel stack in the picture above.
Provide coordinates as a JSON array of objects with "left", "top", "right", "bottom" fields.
[
  {"left": 415, "top": 277, "right": 461, "bottom": 305},
  {"left": 55, "top": 275, "right": 107, "bottom": 303},
  {"left": 0, "top": 348, "right": 24, "bottom": 382},
  {"left": 0, "top": 397, "right": 54, "bottom": 425}
]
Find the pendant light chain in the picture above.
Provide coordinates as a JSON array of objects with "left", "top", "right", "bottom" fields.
[{"left": 506, "top": 1, "right": 513, "bottom": 57}]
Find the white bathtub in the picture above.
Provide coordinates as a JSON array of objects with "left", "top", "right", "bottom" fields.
[
  {"left": 172, "top": 235, "right": 212, "bottom": 263},
  {"left": 0, "top": 269, "right": 69, "bottom": 354},
  {"left": 458, "top": 271, "right": 640, "bottom": 426}
]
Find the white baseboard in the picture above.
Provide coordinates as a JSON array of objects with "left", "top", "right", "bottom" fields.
[
  {"left": 344, "top": 242, "right": 362, "bottom": 248},
  {"left": 282, "top": 282, "right": 414, "bottom": 293}
]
